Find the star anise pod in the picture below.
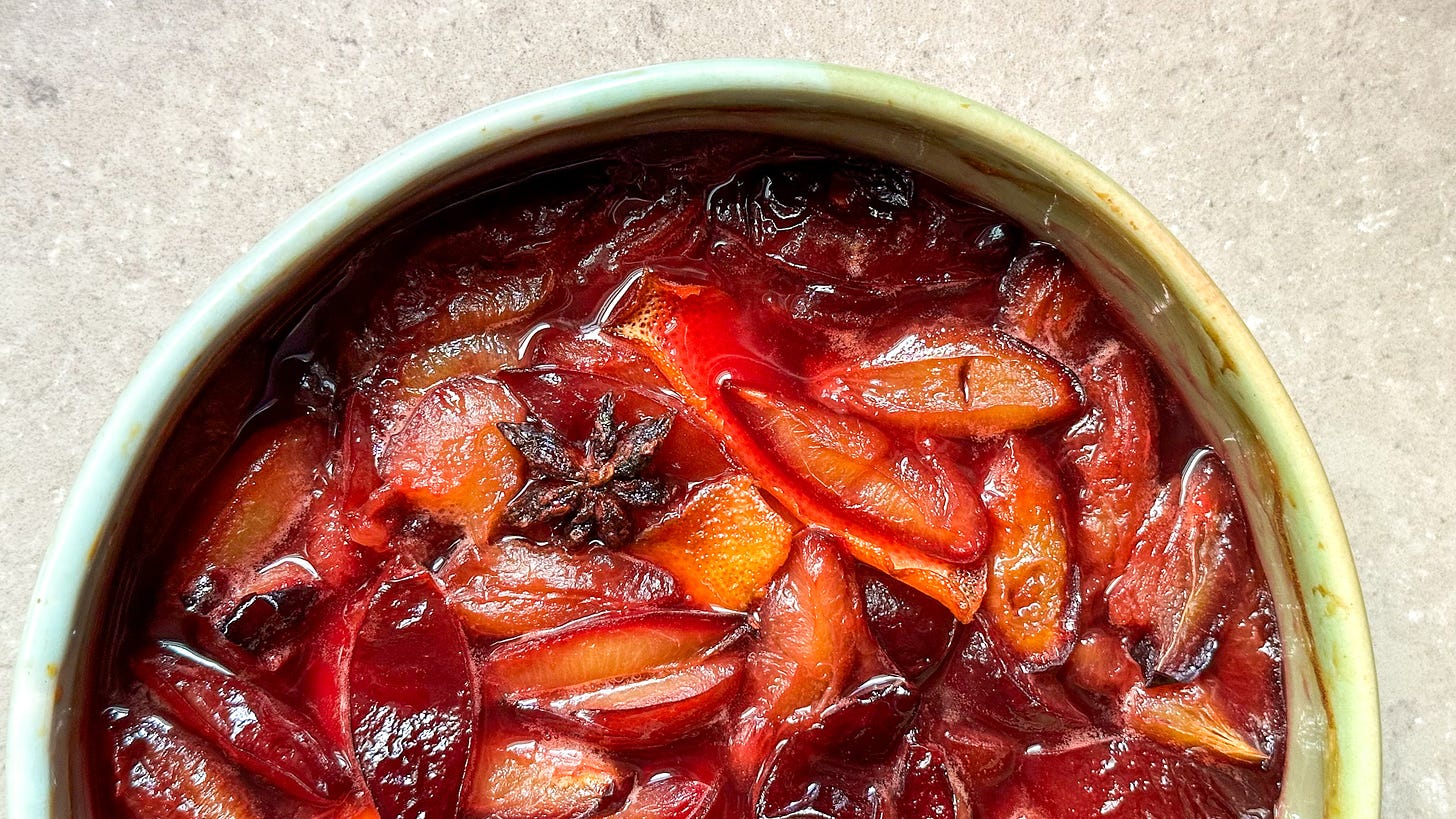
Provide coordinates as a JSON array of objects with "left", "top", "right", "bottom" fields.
[{"left": 498, "top": 393, "right": 675, "bottom": 549}]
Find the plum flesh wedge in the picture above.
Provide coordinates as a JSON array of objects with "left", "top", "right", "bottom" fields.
[
  {"left": 978, "top": 435, "right": 1078, "bottom": 668},
  {"left": 1108, "top": 448, "right": 1252, "bottom": 682},
  {"left": 350, "top": 564, "right": 476, "bottom": 819},
  {"left": 485, "top": 609, "right": 748, "bottom": 747},
  {"left": 812, "top": 320, "right": 1079, "bottom": 438},
  {"left": 107, "top": 708, "right": 269, "bottom": 819},
  {"left": 132, "top": 646, "right": 352, "bottom": 804}
]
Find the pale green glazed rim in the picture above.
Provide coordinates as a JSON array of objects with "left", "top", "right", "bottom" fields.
[{"left": 8, "top": 59, "right": 1379, "bottom": 817}]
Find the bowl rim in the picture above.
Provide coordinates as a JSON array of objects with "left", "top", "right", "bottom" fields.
[{"left": 7, "top": 58, "right": 1379, "bottom": 816}]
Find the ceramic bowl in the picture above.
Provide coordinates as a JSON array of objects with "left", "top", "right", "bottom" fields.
[{"left": 8, "top": 59, "right": 1379, "bottom": 817}]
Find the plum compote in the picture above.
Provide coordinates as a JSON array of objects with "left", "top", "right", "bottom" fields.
[{"left": 93, "top": 134, "right": 1286, "bottom": 819}]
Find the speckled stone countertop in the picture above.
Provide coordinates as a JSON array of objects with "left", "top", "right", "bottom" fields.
[{"left": 2, "top": 1, "right": 1451, "bottom": 815}]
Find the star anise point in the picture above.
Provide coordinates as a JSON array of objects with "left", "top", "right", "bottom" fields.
[{"left": 498, "top": 393, "right": 674, "bottom": 549}]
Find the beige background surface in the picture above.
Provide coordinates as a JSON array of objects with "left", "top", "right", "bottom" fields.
[{"left": 2, "top": 1, "right": 1452, "bottom": 815}]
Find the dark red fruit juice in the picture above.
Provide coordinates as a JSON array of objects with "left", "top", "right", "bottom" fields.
[{"left": 90, "top": 134, "right": 1285, "bottom": 819}]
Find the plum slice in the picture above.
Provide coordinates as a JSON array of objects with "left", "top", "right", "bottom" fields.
[
  {"left": 628, "top": 474, "right": 794, "bottom": 611},
  {"left": 441, "top": 538, "right": 683, "bottom": 639},
  {"left": 731, "top": 531, "right": 880, "bottom": 783},
  {"left": 979, "top": 435, "right": 1078, "bottom": 668},
  {"left": 924, "top": 619, "right": 1090, "bottom": 742},
  {"left": 464, "top": 734, "right": 632, "bottom": 819},
  {"left": 895, "top": 740, "right": 972, "bottom": 819},
  {"left": 606, "top": 273, "right": 987, "bottom": 620},
  {"left": 171, "top": 416, "right": 331, "bottom": 633},
  {"left": 132, "top": 646, "right": 352, "bottom": 804},
  {"left": 857, "top": 566, "right": 958, "bottom": 683},
  {"left": 177, "top": 416, "right": 331, "bottom": 574},
  {"left": 1108, "top": 448, "right": 1252, "bottom": 682},
  {"left": 812, "top": 320, "right": 1079, "bottom": 438},
  {"left": 351, "top": 564, "right": 476, "bottom": 819},
  {"left": 1058, "top": 339, "right": 1160, "bottom": 607},
  {"left": 485, "top": 609, "right": 747, "bottom": 747},
  {"left": 611, "top": 773, "right": 719, "bottom": 819},
  {"left": 376, "top": 375, "right": 526, "bottom": 543},
  {"left": 107, "top": 707, "right": 269, "bottom": 819},
  {"left": 1123, "top": 683, "right": 1270, "bottom": 764},
  {"left": 528, "top": 652, "right": 746, "bottom": 748},
  {"left": 997, "top": 244, "right": 1097, "bottom": 359},
  {"left": 725, "top": 386, "right": 985, "bottom": 564}
]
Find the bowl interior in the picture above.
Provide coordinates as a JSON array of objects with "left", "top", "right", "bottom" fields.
[{"left": 20, "top": 62, "right": 1373, "bottom": 818}]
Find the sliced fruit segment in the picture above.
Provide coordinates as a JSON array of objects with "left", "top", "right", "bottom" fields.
[
  {"left": 1059, "top": 340, "right": 1160, "bottom": 606},
  {"left": 530, "top": 651, "right": 746, "bottom": 747},
  {"left": 132, "top": 646, "right": 352, "bottom": 805},
  {"left": 725, "top": 386, "right": 984, "bottom": 564},
  {"left": 485, "top": 610, "right": 746, "bottom": 697},
  {"left": 742, "top": 531, "right": 869, "bottom": 727},
  {"left": 294, "top": 579, "right": 374, "bottom": 750},
  {"left": 373, "top": 261, "right": 555, "bottom": 351},
  {"left": 732, "top": 531, "right": 873, "bottom": 782},
  {"left": 442, "top": 539, "right": 683, "bottom": 639},
  {"left": 464, "top": 735, "right": 631, "bottom": 819},
  {"left": 997, "top": 244, "right": 1097, "bottom": 358},
  {"left": 1063, "top": 627, "right": 1141, "bottom": 701},
  {"left": 857, "top": 567, "right": 958, "bottom": 683},
  {"left": 611, "top": 773, "right": 719, "bottom": 819},
  {"left": 173, "top": 416, "right": 330, "bottom": 601},
  {"left": 394, "top": 333, "right": 519, "bottom": 396},
  {"left": 896, "top": 740, "right": 972, "bottom": 819},
  {"left": 606, "top": 273, "right": 987, "bottom": 619},
  {"left": 927, "top": 620, "right": 1089, "bottom": 741},
  {"left": 1123, "top": 684, "right": 1270, "bottom": 764},
  {"left": 813, "top": 321, "right": 1079, "bottom": 437},
  {"left": 1107, "top": 448, "right": 1251, "bottom": 682},
  {"left": 524, "top": 326, "right": 671, "bottom": 389},
  {"left": 351, "top": 564, "right": 476, "bottom": 819},
  {"left": 106, "top": 708, "right": 267, "bottom": 819},
  {"left": 379, "top": 376, "right": 526, "bottom": 542},
  {"left": 979, "top": 436, "right": 1077, "bottom": 668},
  {"left": 627, "top": 475, "right": 794, "bottom": 611}
]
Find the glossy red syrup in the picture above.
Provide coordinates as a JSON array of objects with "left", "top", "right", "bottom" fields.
[{"left": 91, "top": 134, "right": 1285, "bottom": 819}]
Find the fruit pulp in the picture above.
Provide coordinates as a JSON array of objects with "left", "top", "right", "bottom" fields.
[{"left": 89, "top": 133, "right": 1286, "bottom": 819}]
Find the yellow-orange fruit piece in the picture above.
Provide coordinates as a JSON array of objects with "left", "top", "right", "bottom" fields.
[
  {"left": 179, "top": 416, "right": 330, "bottom": 573},
  {"left": 1123, "top": 684, "right": 1270, "bottom": 765},
  {"left": 980, "top": 435, "right": 1077, "bottom": 668},
  {"left": 628, "top": 475, "right": 794, "bottom": 611},
  {"left": 394, "top": 333, "right": 519, "bottom": 396},
  {"left": 381, "top": 376, "right": 526, "bottom": 542},
  {"left": 464, "top": 735, "right": 630, "bottom": 819},
  {"left": 814, "top": 322, "right": 1080, "bottom": 438}
]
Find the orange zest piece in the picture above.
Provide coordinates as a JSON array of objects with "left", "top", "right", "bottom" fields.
[{"left": 627, "top": 475, "right": 793, "bottom": 611}]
